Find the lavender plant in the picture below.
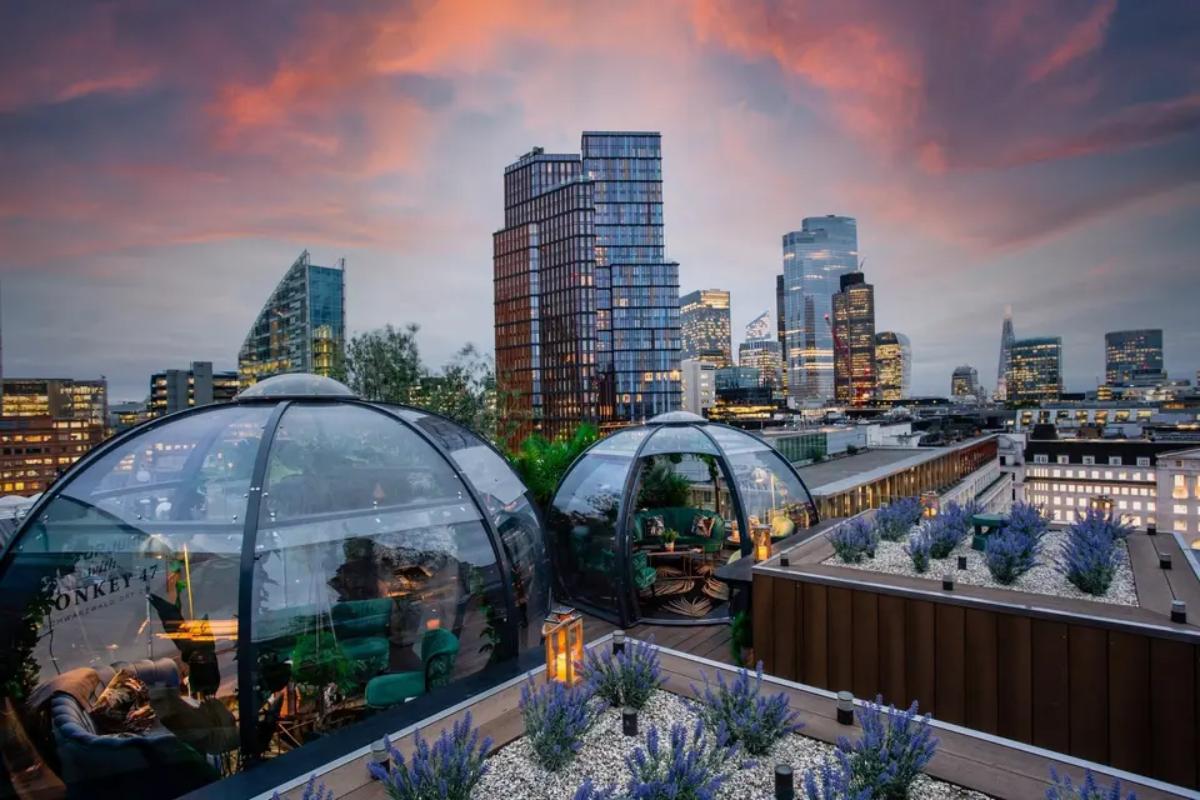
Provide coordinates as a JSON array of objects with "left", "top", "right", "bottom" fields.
[
  {"left": 368, "top": 712, "right": 491, "bottom": 800},
  {"left": 1058, "top": 518, "right": 1123, "bottom": 596},
  {"left": 272, "top": 775, "right": 333, "bottom": 800},
  {"left": 1076, "top": 507, "right": 1134, "bottom": 540},
  {"left": 835, "top": 697, "right": 938, "bottom": 800},
  {"left": 874, "top": 497, "right": 923, "bottom": 541},
  {"left": 984, "top": 527, "right": 1040, "bottom": 584},
  {"left": 1046, "top": 767, "right": 1137, "bottom": 800},
  {"left": 904, "top": 524, "right": 933, "bottom": 573},
  {"left": 625, "top": 720, "right": 749, "bottom": 800},
  {"left": 572, "top": 780, "right": 619, "bottom": 800},
  {"left": 829, "top": 517, "right": 878, "bottom": 563},
  {"left": 688, "top": 662, "right": 802, "bottom": 756},
  {"left": 519, "top": 676, "right": 598, "bottom": 771},
  {"left": 926, "top": 515, "right": 964, "bottom": 559},
  {"left": 582, "top": 639, "right": 664, "bottom": 710},
  {"left": 1006, "top": 502, "right": 1050, "bottom": 540},
  {"left": 802, "top": 753, "right": 872, "bottom": 800}
]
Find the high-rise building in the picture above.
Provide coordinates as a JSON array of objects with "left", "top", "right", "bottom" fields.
[
  {"left": 1009, "top": 337, "right": 1062, "bottom": 403},
  {"left": 738, "top": 311, "right": 782, "bottom": 392},
  {"left": 494, "top": 147, "right": 597, "bottom": 442},
  {"left": 680, "top": 289, "right": 732, "bottom": 367},
  {"left": 680, "top": 359, "right": 716, "bottom": 416},
  {"left": 0, "top": 377, "right": 107, "bottom": 496},
  {"left": 2, "top": 378, "right": 107, "bottom": 426},
  {"left": 1105, "top": 329, "right": 1164, "bottom": 385},
  {"left": 831, "top": 271, "right": 876, "bottom": 405},
  {"left": 149, "top": 361, "right": 239, "bottom": 417},
  {"left": 995, "top": 306, "right": 1015, "bottom": 402},
  {"left": 874, "top": 332, "right": 911, "bottom": 402},
  {"left": 582, "top": 132, "right": 681, "bottom": 424},
  {"left": 775, "top": 274, "right": 787, "bottom": 395},
  {"left": 494, "top": 133, "right": 681, "bottom": 440},
  {"left": 782, "top": 215, "right": 859, "bottom": 404},
  {"left": 238, "top": 250, "right": 346, "bottom": 389},
  {"left": 951, "top": 365, "right": 980, "bottom": 399}
]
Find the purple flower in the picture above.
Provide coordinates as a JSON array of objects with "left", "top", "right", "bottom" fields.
[
  {"left": 1057, "top": 513, "right": 1124, "bottom": 596},
  {"left": 984, "top": 527, "right": 1040, "bottom": 584},
  {"left": 519, "top": 676, "right": 598, "bottom": 771},
  {"left": 829, "top": 517, "right": 878, "bottom": 563},
  {"left": 904, "top": 525, "right": 933, "bottom": 573},
  {"left": 1046, "top": 766, "right": 1136, "bottom": 800},
  {"left": 833, "top": 697, "right": 938, "bottom": 800},
  {"left": 369, "top": 712, "right": 491, "bottom": 800},
  {"left": 582, "top": 639, "right": 664, "bottom": 710},
  {"left": 875, "top": 497, "right": 923, "bottom": 541},
  {"left": 688, "top": 662, "right": 802, "bottom": 756}
]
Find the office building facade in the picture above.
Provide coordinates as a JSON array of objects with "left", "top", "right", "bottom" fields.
[
  {"left": 680, "top": 289, "right": 731, "bottom": 367},
  {"left": 680, "top": 358, "right": 716, "bottom": 416},
  {"left": 494, "top": 148, "right": 597, "bottom": 442},
  {"left": 149, "top": 361, "right": 239, "bottom": 417},
  {"left": 238, "top": 250, "right": 345, "bottom": 388},
  {"left": 874, "top": 331, "right": 911, "bottom": 402},
  {"left": 1008, "top": 337, "right": 1062, "bottom": 404},
  {"left": 1105, "top": 329, "right": 1164, "bottom": 385},
  {"left": 775, "top": 274, "right": 787, "bottom": 395},
  {"left": 0, "top": 377, "right": 108, "bottom": 495},
  {"left": 782, "top": 215, "right": 859, "bottom": 404},
  {"left": 1157, "top": 446, "right": 1200, "bottom": 542},
  {"left": 494, "top": 132, "right": 681, "bottom": 439},
  {"left": 739, "top": 311, "right": 781, "bottom": 391},
  {"left": 830, "top": 271, "right": 876, "bottom": 405},
  {"left": 1, "top": 378, "right": 107, "bottom": 426},
  {"left": 951, "top": 365, "right": 980, "bottom": 399},
  {"left": 582, "top": 132, "right": 681, "bottom": 424}
]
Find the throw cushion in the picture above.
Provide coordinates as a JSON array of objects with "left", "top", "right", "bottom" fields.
[
  {"left": 90, "top": 669, "right": 155, "bottom": 734},
  {"left": 690, "top": 515, "right": 715, "bottom": 539},
  {"left": 644, "top": 515, "right": 665, "bottom": 539}
]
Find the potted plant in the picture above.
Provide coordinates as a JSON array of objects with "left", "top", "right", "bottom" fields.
[{"left": 662, "top": 528, "right": 679, "bottom": 552}]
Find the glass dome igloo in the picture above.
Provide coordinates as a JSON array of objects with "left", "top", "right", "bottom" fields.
[
  {"left": 547, "top": 412, "right": 818, "bottom": 626},
  {"left": 0, "top": 375, "right": 548, "bottom": 800}
]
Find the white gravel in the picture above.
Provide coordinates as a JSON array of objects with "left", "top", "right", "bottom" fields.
[
  {"left": 821, "top": 529, "right": 1138, "bottom": 607},
  {"left": 474, "top": 690, "right": 989, "bottom": 799}
]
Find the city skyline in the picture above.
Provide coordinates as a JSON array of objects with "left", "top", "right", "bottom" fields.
[{"left": 2, "top": 1, "right": 1199, "bottom": 400}]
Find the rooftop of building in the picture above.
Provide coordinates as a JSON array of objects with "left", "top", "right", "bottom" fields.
[{"left": 793, "top": 436, "right": 996, "bottom": 495}]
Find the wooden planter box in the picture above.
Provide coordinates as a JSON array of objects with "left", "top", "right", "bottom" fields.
[
  {"left": 750, "top": 527, "right": 1200, "bottom": 789},
  {"left": 262, "top": 636, "right": 1194, "bottom": 800}
]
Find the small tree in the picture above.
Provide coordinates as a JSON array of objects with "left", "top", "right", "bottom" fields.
[{"left": 343, "top": 324, "right": 423, "bottom": 404}]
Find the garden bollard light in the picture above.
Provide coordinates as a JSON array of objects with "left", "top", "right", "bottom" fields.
[
  {"left": 613, "top": 630, "right": 626, "bottom": 655},
  {"left": 1159, "top": 552, "right": 1172, "bottom": 570},
  {"left": 943, "top": 574, "right": 954, "bottom": 591},
  {"left": 775, "top": 764, "right": 795, "bottom": 800},
  {"left": 836, "top": 691, "right": 854, "bottom": 725},
  {"left": 1172, "top": 600, "right": 1187, "bottom": 624}
]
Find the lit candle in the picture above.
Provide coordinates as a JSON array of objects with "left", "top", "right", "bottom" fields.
[{"left": 555, "top": 652, "right": 568, "bottom": 681}]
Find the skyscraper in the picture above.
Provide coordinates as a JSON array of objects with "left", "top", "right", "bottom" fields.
[
  {"left": 582, "top": 131, "right": 681, "bottom": 423},
  {"left": 782, "top": 215, "right": 859, "bottom": 404},
  {"left": 831, "top": 271, "right": 876, "bottom": 405},
  {"left": 1105, "top": 329, "right": 1164, "bottom": 384},
  {"left": 680, "top": 358, "right": 716, "bottom": 416},
  {"left": 874, "top": 332, "right": 911, "bottom": 402},
  {"left": 951, "top": 365, "right": 980, "bottom": 399},
  {"left": 680, "top": 289, "right": 732, "bottom": 366},
  {"left": 995, "top": 306, "right": 1015, "bottom": 402},
  {"left": 494, "top": 147, "right": 597, "bottom": 442},
  {"left": 494, "top": 133, "right": 680, "bottom": 440},
  {"left": 738, "top": 311, "right": 781, "bottom": 390},
  {"left": 1009, "top": 337, "right": 1062, "bottom": 403},
  {"left": 238, "top": 250, "right": 345, "bottom": 388},
  {"left": 1, "top": 377, "right": 107, "bottom": 426},
  {"left": 775, "top": 274, "right": 787, "bottom": 395}
]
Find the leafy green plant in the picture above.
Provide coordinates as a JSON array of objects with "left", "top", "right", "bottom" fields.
[
  {"left": 637, "top": 459, "right": 693, "bottom": 509},
  {"left": 661, "top": 528, "right": 679, "bottom": 545},
  {"left": 582, "top": 640, "right": 664, "bottom": 710},
  {"left": 511, "top": 423, "right": 599, "bottom": 508},
  {"left": 729, "top": 610, "right": 752, "bottom": 667},
  {"left": 291, "top": 628, "right": 355, "bottom": 694}
]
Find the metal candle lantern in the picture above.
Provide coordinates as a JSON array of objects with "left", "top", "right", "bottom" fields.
[
  {"left": 920, "top": 491, "right": 940, "bottom": 519},
  {"left": 542, "top": 606, "right": 585, "bottom": 685},
  {"left": 753, "top": 527, "right": 772, "bottom": 562}
]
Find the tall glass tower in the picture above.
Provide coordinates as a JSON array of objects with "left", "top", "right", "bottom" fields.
[
  {"left": 874, "top": 331, "right": 911, "bottom": 401},
  {"left": 831, "top": 271, "right": 876, "bottom": 405},
  {"left": 582, "top": 132, "right": 681, "bottom": 423},
  {"left": 238, "top": 250, "right": 345, "bottom": 388},
  {"left": 680, "top": 289, "right": 732, "bottom": 367},
  {"left": 995, "top": 306, "right": 1015, "bottom": 402},
  {"left": 782, "top": 215, "right": 859, "bottom": 404},
  {"left": 1105, "top": 329, "right": 1164, "bottom": 384}
]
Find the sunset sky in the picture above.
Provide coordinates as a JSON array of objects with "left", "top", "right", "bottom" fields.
[{"left": 2, "top": 0, "right": 1198, "bottom": 400}]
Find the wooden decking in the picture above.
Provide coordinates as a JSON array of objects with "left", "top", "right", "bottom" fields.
[{"left": 579, "top": 613, "right": 736, "bottom": 665}]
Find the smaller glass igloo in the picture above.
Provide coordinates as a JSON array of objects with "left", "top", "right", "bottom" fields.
[
  {"left": 0, "top": 375, "right": 547, "bottom": 800},
  {"left": 547, "top": 412, "right": 818, "bottom": 626}
]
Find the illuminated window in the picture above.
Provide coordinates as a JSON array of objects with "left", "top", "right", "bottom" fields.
[
  {"left": 1176, "top": 520, "right": 1189, "bottom": 533},
  {"left": 1175, "top": 475, "right": 1188, "bottom": 499},
  {"left": 1175, "top": 504, "right": 1189, "bottom": 515}
]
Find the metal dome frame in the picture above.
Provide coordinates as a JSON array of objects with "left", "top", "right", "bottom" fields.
[
  {"left": 0, "top": 386, "right": 542, "bottom": 762},
  {"left": 548, "top": 415, "right": 819, "bottom": 628}
]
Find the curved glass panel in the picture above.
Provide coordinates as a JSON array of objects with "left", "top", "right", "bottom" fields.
[
  {"left": 648, "top": 411, "right": 705, "bottom": 424},
  {"left": 721, "top": 447, "right": 817, "bottom": 540},
  {"left": 705, "top": 424, "right": 771, "bottom": 455},
  {"left": 0, "top": 404, "right": 271, "bottom": 798},
  {"left": 249, "top": 404, "right": 509, "bottom": 758},
  {"left": 395, "top": 408, "right": 549, "bottom": 650},
  {"left": 237, "top": 373, "right": 354, "bottom": 399},
  {"left": 547, "top": 454, "right": 633, "bottom": 611},
  {"left": 589, "top": 428, "right": 651, "bottom": 455},
  {"left": 639, "top": 425, "right": 720, "bottom": 457}
]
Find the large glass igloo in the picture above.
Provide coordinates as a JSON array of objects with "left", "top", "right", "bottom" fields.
[
  {"left": 0, "top": 374, "right": 547, "bottom": 799},
  {"left": 547, "top": 412, "right": 818, "bottom": 626}
]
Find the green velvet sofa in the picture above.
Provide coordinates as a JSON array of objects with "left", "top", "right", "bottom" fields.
[{"left": 632, "top": 507, "right": 726, "bottom": 553}]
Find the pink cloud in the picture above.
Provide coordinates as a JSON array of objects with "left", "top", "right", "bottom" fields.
[{"left": 1027, "top": 0, "right": 1116, "bottom": 83}]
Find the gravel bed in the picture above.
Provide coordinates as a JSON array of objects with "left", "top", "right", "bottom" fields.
[
  {"left": 474, "top": 690, "right": 990, "bottom": 799},
  {"left": 821, "top": 529, "right": 1138, "bottom": 606}
]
